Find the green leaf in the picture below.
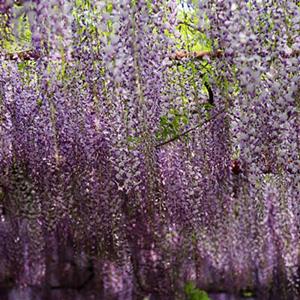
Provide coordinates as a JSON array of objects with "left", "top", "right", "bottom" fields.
[
  {"left": 242, "top": 290, "right": 254, "bottom": 298},
  {"left": 160, "top": 115, "right": 169, "bottom": 126},
  {"left": 36, "top": 99, "right": 43, "bottom": 107},
  {"left": 203, "top": 103, "right": 214, "bottom": 111},
  {"left": 184, "top": 282, "right": 211, "bottom": 300},
  {"left": 17, "top": 62, "right": 26, "bottom": 71},
  {"left": 182, "top": 115, "right": 189, "bottom": 125}
]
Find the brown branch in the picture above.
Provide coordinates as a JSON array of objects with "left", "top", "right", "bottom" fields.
[
  {"left": 0, "top": 49, "right": 41, "bottom": 61},
  {"left": 170, "top": 49, "right": 223, "bottom": 61},
  {"left": 1, "top": 49, "right": 221, "bottom": 62},
  {"left": 155, "top": 108, "right": 226, "bottom": 148},
  {"left": 171, "top": 48, "right": 300, "bottom": 61},
  {"left": 1, "top": 46, "right": 299, "bottom": 64},
  {"left": 4, "top": 48, "right": 298, "bottom": 62}
]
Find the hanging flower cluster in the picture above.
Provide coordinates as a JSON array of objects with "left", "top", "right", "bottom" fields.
[{"left": 0, "top": 0, "right": 299, "bottom": 299}]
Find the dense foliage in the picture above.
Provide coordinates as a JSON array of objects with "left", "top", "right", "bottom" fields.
[{"left": 0, "top": 0, "right": 299, "bottom": 299}]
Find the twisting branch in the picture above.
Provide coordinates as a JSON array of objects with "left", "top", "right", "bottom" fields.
[
  {"left": 155, "top": 108, "right": 226, "bottom": 148},
  {"left": 203, "top": 81, "right": 214, "bottom": 106}
]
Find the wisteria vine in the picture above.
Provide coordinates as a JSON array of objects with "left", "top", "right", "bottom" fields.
[{"left": 0, "top": 0, "right": 299, "bottom": 299}]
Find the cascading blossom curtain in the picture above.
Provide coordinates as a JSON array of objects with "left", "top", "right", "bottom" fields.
[{"left": 0, "top": 0, "right": 299, "bottom": 299}]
